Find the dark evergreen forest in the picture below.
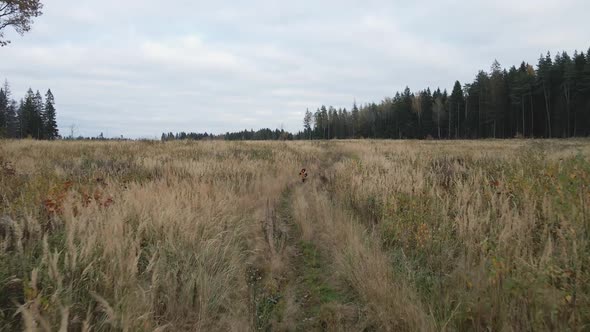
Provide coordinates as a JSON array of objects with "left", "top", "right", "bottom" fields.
[
  {"left": 0, "top": 80, "right": 58, "bottom": 139},
  {"left": 300, "top": 49, "right": 590, "bottom": 140}
]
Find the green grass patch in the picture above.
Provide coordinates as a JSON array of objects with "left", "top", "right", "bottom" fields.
[{"left": 297, "top": 240, "right": 348, "bottom": 324}]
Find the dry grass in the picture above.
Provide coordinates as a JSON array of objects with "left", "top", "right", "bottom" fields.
[
  {"left": 1, "top": 139, "right": 589, "bottom": 331},
  {"left": 326, "top": 139, "right": 590, "bottom": 331}
]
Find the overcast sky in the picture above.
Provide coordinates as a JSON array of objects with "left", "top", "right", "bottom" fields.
[{"left": 1, "top": 0, "right": 589, "bottom": 138}]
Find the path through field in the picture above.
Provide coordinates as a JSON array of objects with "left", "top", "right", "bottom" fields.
[{"left": 251, "top": 144, "right": 431, "bottom": 331}]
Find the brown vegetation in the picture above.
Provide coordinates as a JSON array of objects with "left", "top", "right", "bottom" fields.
[{"left": 1, "top": 139, "right": 589, "bottom": 331}]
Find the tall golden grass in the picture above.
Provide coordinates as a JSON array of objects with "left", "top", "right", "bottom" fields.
[{"left": 1, "top": 139, "right": 589, "bottom": 331}]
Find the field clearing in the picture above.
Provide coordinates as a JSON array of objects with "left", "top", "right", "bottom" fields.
[{"left": 1, "top": 139, "right": 590, "bottom": 331}]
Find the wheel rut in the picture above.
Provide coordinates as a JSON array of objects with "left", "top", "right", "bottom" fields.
[{"left": 250, "top": 147, "right": 353, "bottom": 331}]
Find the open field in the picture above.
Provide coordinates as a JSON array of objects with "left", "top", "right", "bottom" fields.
[{"left": 1, "top": 139, "right": 590, "bottom": 331}]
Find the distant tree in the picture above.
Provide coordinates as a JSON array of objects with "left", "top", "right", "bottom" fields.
[
  {"left": 578, "top": 51, "right": 590, "bottom": 135},
  {"left": 31, "top": 89, "right": 43, "bottom": 138},
  {"left": 320, "top": 106, "right": 328, "bottom": 139},
  {"left": 398, "top": 87, "right": 416, "bottom": 138},
  {"left": 43, "top": 89, "right": 58, "bottom": 139},
  {"left": 473, "top": 71, "right": 490, "bottom": 138},
  {"left": 341, "top": 108, "right": 349, "bottom": 137},
  {"left": 509, "top": 64, "right": 525, "bottom": 136},
  {"left": 489, "top": 60, "right": 506, "bottom": 138},
  {"left": 449, "top": 81, "right": 464, "bottom": 138},
  {"left": 432, "top": 94, "right": 444, "bottom": 139},
  {"left": 0, "top": 79, "right": 17, "bottom": 137},
  {"left": 411, "top": 92, "right": 422, "bottom": 133},
  {"left": 561, "top": 52, "right": 575, "bottom": 137},
  {"left": 18, "top": 89, "right": 36, "bottom": 137},
  {"left": 351, "top": 102, "right": 359, "bottom": 138},
  {"left": 571, "top": 51, "right": 585, "bottom": 136},
  {"left": 420, "top": 88, "right": 433, "bottom": 138},
  {"left": 0, "top": 0, "right": 43, "bottom": 46},
  {"left": 463, "top": 83, "right": 475, "bottom": 137},
  {"left": 303, "top": 108, "right": 313, "bottom": 140},
  {"left": 537, "top": 52, "right": 553, "bottom": 137},
  {"left": 0, "top": 87, "right": 6, "bottom": 132}
]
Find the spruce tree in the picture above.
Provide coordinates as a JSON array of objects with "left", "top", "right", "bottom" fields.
[
  {"left": 303, "top": 109, "right": 313, "bottom": 140},
  {"left": 562, "top": 52, "right": 575, "bottom": 137},
  {"left": 0, "top": 88, "right": 6, "bottom": 136},
  {"left": 33, "top": 90, "right": 43, "bottom": 138},
  {"left": 572, "top": 51, "right": 586, "bottom": 135},
  {"left": 16, "top": 99, "right": 24, "bottom": 138},
  {"left": 44, "top": 89, "right": 58, "bottom": 139},
  {"left": 489, "top": 60, "right": 506, "bottom": 138},
  {"left": 450, "top": 81, "right": 464, "bottom": 138},
  {"left": 512, "top": 63, "right": 532, "bottom": 137},
  {"left": 351, "top": 102, "right": 359, "bottom": 138},
  {"left": 537, "top": 52, "right": 553, "bottom": 137},
  {"left": 432, "top": 93, "right": 444, "bottom": 139},
  {"left": 578, "top": 51, "right": 590, "bottom": 135},
  {"left": 17, "top": 89, "right": 37, "bottom": 138},
  {"left": 6, "top": 100, "right": 18, "bottom": 138},
  {"left": 1, "top": 80, "right": 18, "bottom": 138},
  {"left": 420, "top": 88, "right": 433, "bottom": 138}
]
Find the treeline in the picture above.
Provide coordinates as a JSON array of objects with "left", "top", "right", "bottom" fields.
[
  {"left": 161, "top": 132, "right": 213, "bottom": 141},
  {"left": 161, "top": 128, "right": 294, "bottom": 141},
  {"left": 301, "top": 48, "right": 590, "bottom": 139},
  {"left": 224, "top": 128, "right": 292, "bottom": 141},
  {"left": 0, "top": 80, "right": 59, "bottom": 139}
]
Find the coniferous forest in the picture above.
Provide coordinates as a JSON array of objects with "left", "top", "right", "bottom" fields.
[
  {"left": 0, "top": 80, "right": 59, "bottom": 139},
  {"left": 299, "top": 49, "right": 590, "bottom": 140}
]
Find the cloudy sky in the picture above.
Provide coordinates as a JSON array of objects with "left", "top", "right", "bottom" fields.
[{"left": 1, "top": 0, "right": 589, "bottom": 138}]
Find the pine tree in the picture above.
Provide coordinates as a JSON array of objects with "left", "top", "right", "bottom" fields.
[
  {"left": 33, "top": 90, "right": 43, "bottom": 138},
  {"left": 0, "top": 88, "right": 7, "bottom": 137},
  {"left": 432, "top": 90, "right": 444, "bottom": 139},
  {"left": 572, "top": 51, "right": 586, "bottom": 135},
  {"left": 336, "top": 108, "right": 345, "bottom": 138},
  {"left": 511, "top": 63, "right": 532, "bottom": 137},
  {"left": 17, "top": 89, "right": 38, "bottom": 138},
  {"left": 398, "top": 87, "right": 415, "bottom": 138},
  {"left": 463, "top": 83, "right": 477, "bottom": 138},
  {"left": 507, "top": 66, "right": 521, "bottom": 136},
  {"left": 6, "top": 100, "right": 17, "bottom": 138},
  {"left": 578, "top": 50, "right": 590, "bottom": 135},
  {"left": 44, "top": 89, "right": 58, "bottom": 139},
  {"left": 17, "top": 99, "right": 25, "bottom": 138},
  {"left": 303, "top": 109, "right": 313, "bottom": 140},
  {"left": 561, "top": 52, "right": 575, "bottom": 137},
  {"left": 450, "top": 81, "right": 464, "bottom": 138},
  {"left": 320, "top": 106, "right": 328, "bottom": 139},
  {"left": 351, "top": 102, "right": 359, "bottom": 138},
  {"left": 420, "top": 88, "right": 434, "bottom": 138},
  {"left": 473, "top": 71, "right": 490, "bottom": 138},
  {"left": 537, "top": 52, "right": 553, "bottom": 137},
  {"left": 489, "top": 60, "right": 506, "bottom": 138},
  {"left": 523, "top": 64, "right": 537, "bottom": 137},
  {"left": 411, "top": 93, "right": 423, "bottom": 137},
  {"left": 2, "top": 80, "right": 18, "bottom": 138}
]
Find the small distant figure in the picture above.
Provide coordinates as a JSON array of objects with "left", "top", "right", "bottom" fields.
[{"left": 299, "top": 168, "right": 308, "bottom": 183}]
